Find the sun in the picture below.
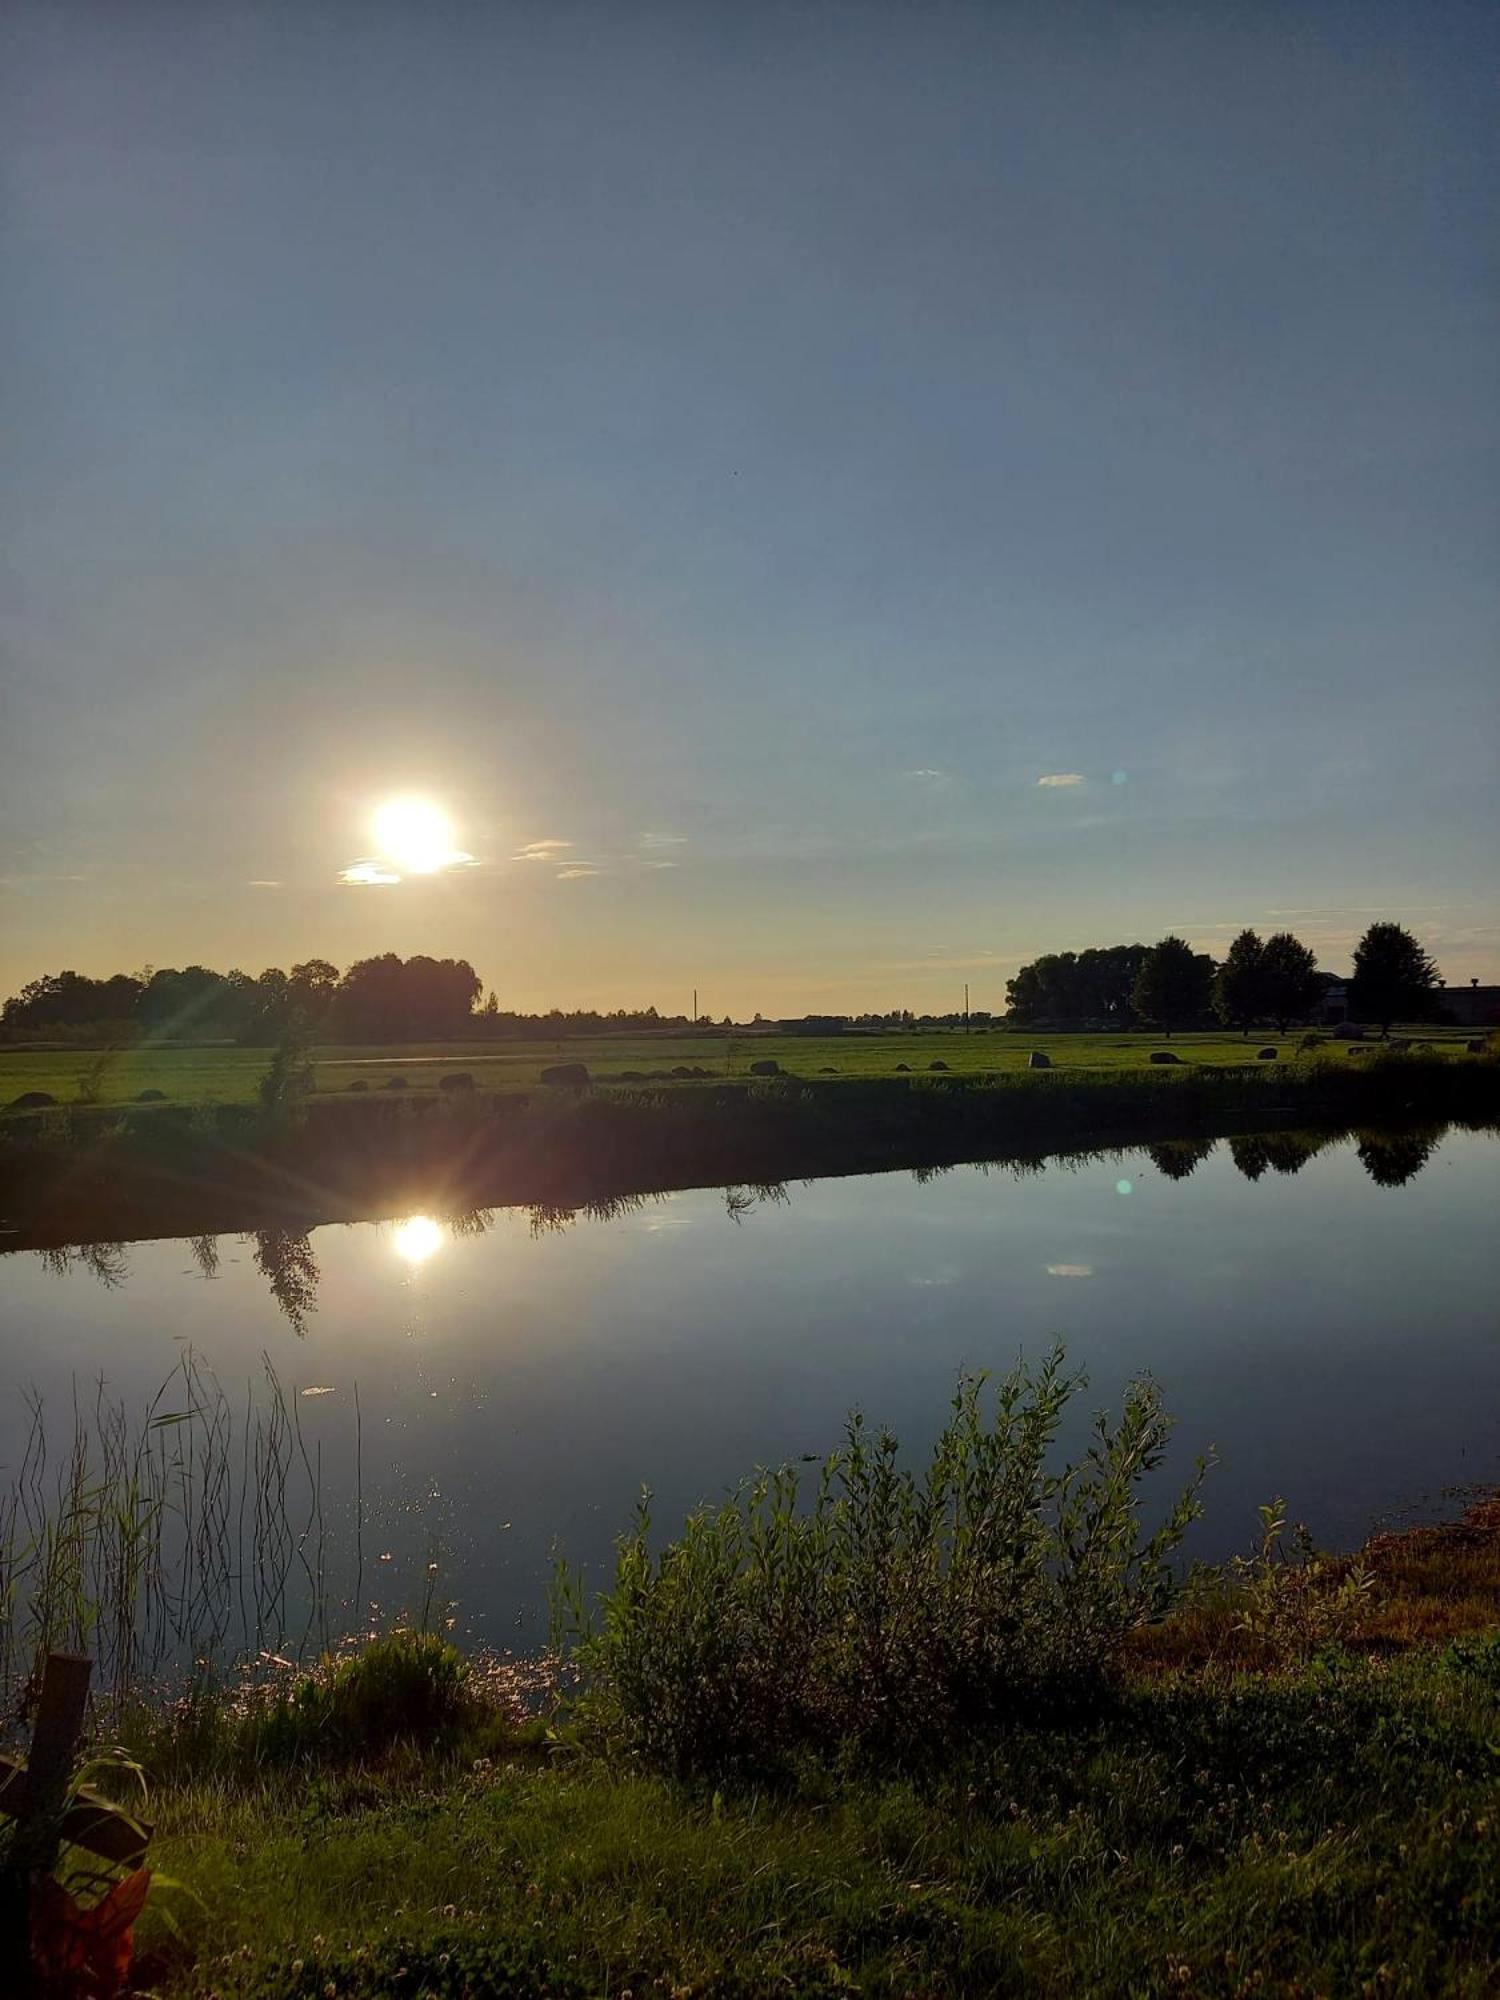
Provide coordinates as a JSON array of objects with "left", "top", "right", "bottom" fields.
[{"left": 372, "top": 798, "right": 464, "bottom": 876}]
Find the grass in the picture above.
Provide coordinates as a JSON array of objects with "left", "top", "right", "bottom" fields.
[
  {"left": 7, "top": 1364, "right": 1497, "bottom": 1995},
  {"left": 0, "top": 1025, "right": 1482, "bottom": 1115},
  {"left": 112, "top": 1495, "right": 1500, "bottom": 1999}
]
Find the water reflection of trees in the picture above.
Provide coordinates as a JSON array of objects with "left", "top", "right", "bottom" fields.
[
  {"left": 188, "top": 1233, "right": 221, "bottom": 1279},
  {"left": 1227, "top": 1132, "right": 1333, "bottom": 1181},
  {"left": 1146, "top": 1139, "right": 1217, "bottom": 1181},
  {"left": 527, "top": 1192, "right": 655, "bottom": 1237},
  {"left": 36, "top": 1241, "right": 130, "bottom": 1287},
  {"left": 249, "top": 1229, "right": 320, "bottom": 1335},
  {"left": 1356, "top": 1129, "right": 1441, "bottom": 1188}
]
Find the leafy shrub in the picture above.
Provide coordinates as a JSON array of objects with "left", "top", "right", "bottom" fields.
[
  {"left": 554, "top": 1351, "right": 1207, "bottom": 1776},
  {"left": 1229, "top": 1499, "right": 1376, "bottom": 1665},
  {"left": 248, "top": 1632, "right": 474, "bottom": 1765}
]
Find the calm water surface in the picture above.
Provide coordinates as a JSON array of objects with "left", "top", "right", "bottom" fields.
[{"left": 2, "top": 1128, "right": 1496, "bottom": 1646}]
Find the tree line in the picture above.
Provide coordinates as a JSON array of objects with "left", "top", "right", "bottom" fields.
[
  {"left": 0, "top": 955, "right": 714, "bottom": 1045},
  {"left": 1005, "top": 922, "right": 1442, "bottom": 1037},
  {"left": 3, "top": 922, "right": 1444, "bottom": 1045}
]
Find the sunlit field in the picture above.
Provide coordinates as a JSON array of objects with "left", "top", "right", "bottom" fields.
[{"left": 0, "top": 1026, "right": 1481, "bottom": 1113}]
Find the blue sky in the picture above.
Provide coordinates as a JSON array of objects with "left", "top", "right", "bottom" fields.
[{"left": 2, "top": 1, "right": 1495, "bottom": 1012}]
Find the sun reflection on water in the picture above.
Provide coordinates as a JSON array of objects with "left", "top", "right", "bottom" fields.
[{"left": 392, "top": 1215, "right": 445, "bottom": 1265}]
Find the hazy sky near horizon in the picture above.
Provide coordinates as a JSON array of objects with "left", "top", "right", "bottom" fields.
[{"left": 3, "top": 1, "right": 1496, "bottom": 1014}]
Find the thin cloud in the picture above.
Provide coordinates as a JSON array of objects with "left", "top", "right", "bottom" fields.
[
  {"left": 556, "top": 865, "right": 599, "bottom": 880},
  {"left": 340, "top": 859, "right": 401, "bottom": 887},
  {"left": 645, "top": 859, "right": 678, "bottom": 870},
  {"left": 1046, "top": 1263, "right": 1094, "bottom": 1278},
  {"left": 1037, "top": 773, "right": 1086, "bottom": 788},
  {"left": 640, "top": 832, "right": 687, "bottom": 850},
  {"left": 247, "top": 879, "right": 282, "bottom": 888},
  {"left": 516, "top": 839, "right": 572, "bottom": 859},
  {"left": 903, "top": 767, "right": 948, "bottom": 781}
]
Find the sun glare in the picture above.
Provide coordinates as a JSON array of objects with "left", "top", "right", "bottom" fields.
[
  {"left": 372, "top": 798, "right": 468, "bottom": 876},
  {"left": 392, "top": 1214, "right": 445, "bottom": 1265}
]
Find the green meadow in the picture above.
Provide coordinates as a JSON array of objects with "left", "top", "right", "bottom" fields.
[{"left": 0, "top": 1026, "right": 1478, "bottom": 1114}]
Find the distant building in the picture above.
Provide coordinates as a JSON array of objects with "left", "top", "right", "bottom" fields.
[
  {"left": 1316, "top": 979, "right": 1351, "bottom": 1024},
  {"left": 1316, "top": 976, "right": 1499, "bottom": 1028},
  {"left": 1445, "top": 982, "right": 1500, "bottom": 1028}
]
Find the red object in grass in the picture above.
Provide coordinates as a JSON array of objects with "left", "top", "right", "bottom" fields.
[{"left": 30, "top": 1867, "right": 151, "bottom": 1999}]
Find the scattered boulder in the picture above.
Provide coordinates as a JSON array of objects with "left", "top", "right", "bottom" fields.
[
  {"left": 439, "top": 1071, "right": 475, "bottom": 1091},
  {"left": 1468, "top": 1039, "right": 1486, "bottom": 1054},
  {"left": 1387, "top": 1037, "right": 1410, "bottom": 1051},
  {"left": 671, "top": 1065, "right": 694, "bottom": 1078},
  {"left": 895, "top": 1063, "right": 911, "bottom": 1073},
  {"left": 692, "top": 1066, "right": 713, "bottom": 1078},
  {"left": 618, "top": 1070, "right": 644, "bottom": 1082},
  {"left": 749, "top": 1058, "right": 782, "bottom": 1077},
  {"left": 1257, "top": 1048, "right": 1278, "bottom": 1061},
  {"left": 135, "top": 1088, "right": 168, "bottom": 1102},
  {"left": 1149, "top": 1051, "right": 1182, "bottom": 1065},
  {"left": 928, "top": 1060, "right": 949, "bottom": 1072},
  {"left": 1027, "top": 1051, "right": 1051, "bottom": 1070},
  {"left": 1332, "top": 1023, "right": 1366, "bottom": 1041},
  {"left": 10, "top": 1090, "right": 57, "bottom": 1108},
  {"left": 383, "top": 1074, "right": 409, "bottom": 1089},
  {"left": 347, "top": 1079, "right": 369, "bottom": 1092},
  {"left": 540, "top": 1062, "right": 590, "bottom": 1088},
  {"left": 819, "top": 1065, "right": 839, "bottom": 1074}
]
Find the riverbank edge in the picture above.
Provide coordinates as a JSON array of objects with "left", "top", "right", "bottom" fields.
[
  {"left": 3, "top": 1054, "right": 1497, "bottom": 1249},
  {"left": 113, "top": 1491, "right": 1500, "bottom": 1998}
]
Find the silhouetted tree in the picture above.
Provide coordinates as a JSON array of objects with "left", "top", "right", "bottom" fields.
[
  {"left": 2, "top": 970, "right": 143, "bottom": 1032},
  {"left": 1005, "top": 944, "right": 1148, "bottom": 1025},
  {"left": 288, "top": 959, "right": 339, "bottom": 1024},
  {"left": 1259, "top": 933, "right": 1322, "bottom": 1034},
  {"left": 1350, "top": 923, "right": 1440, "bottom": 1034},
  {"left": 1131, "top": 937, "right": 1215, "bottom": 1039},
  {"left": 330, "top": 953, "right": 481, "bottom": 1041},
  {"left": 1213, "top": 930, "right": 1266, "bottom": 1036}
]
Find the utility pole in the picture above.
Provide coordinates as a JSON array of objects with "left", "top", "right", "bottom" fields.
[
  {"left": 692, "top": 988, "right": 697, "bottom": 1025},
  {"left": 964, "top": 983, "right": 970, "bottom": 1033}
]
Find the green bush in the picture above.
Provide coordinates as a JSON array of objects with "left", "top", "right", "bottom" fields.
[
  {"left": 249, "top": 1631, "right": 474, "bottom": 1765},
  {"left": 554, "top": 1351, "right": 1207, "bottom": 1776}
]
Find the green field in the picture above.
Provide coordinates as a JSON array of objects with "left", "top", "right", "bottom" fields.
[{"left": 0, "top": 1025, "right": 1478, "bottom": 1114}]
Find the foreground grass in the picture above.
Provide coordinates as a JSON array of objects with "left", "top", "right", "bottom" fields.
[
  {"left": 135, "top": 1642, "right": 1500, "bottom": 1999},
  {"left": 0, "top": 1025, "right": 1481, "bottom": 1114},
  {"left": 117, "top": 1502, "right": 1500, "bottom": 1998}
]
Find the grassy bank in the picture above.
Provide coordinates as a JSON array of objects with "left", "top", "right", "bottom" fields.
[
  {"left": 14, "top": 1365, "right": 1500, "bottom": 1998},
  {"left": 1, "top": 1048, "right": 1496, "bottom": 1251},
  {"left": 103, "top": 1507, "right": 1500, "bottom": 2000},
  {"left": 0, "top": 1025, "right": 1483, "bottom": 1114}
]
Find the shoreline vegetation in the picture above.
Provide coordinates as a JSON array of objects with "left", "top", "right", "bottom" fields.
[
  {"left": 4, "top": 1359, "right": 1498, "bottom": 1998},
  {"left": 1, "top": 1044, "right": 1496, "bottom": 1253}
]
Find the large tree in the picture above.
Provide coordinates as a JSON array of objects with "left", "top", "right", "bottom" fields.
[
  {"left": 1258, "top": 932, "right": 1322, "bottom": 1034},
  {"left": 1350, "top": 923, "right": 1440, "bottom": 1034},
  {"left": 1005, "top": 943, "right": 1147, "bottom": 1025},
  {"left": 1213, "top": 930, "right": 1266, "bottom": 1036},
  {"left": 1131, "top": 936, "right": 1215, "bottom": 1039}
]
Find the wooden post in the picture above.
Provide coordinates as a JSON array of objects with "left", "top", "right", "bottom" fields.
[
  {"left": 22, "top": 1654, "right": 93, "bottom": 1873},
  {"left": 0, "top": 1651, "right": 151, "bottom": 1997}
]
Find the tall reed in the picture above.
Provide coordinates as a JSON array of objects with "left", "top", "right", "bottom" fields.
[{"left": 0, "top": 1353, "right": 342, "bottom": 1714}]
